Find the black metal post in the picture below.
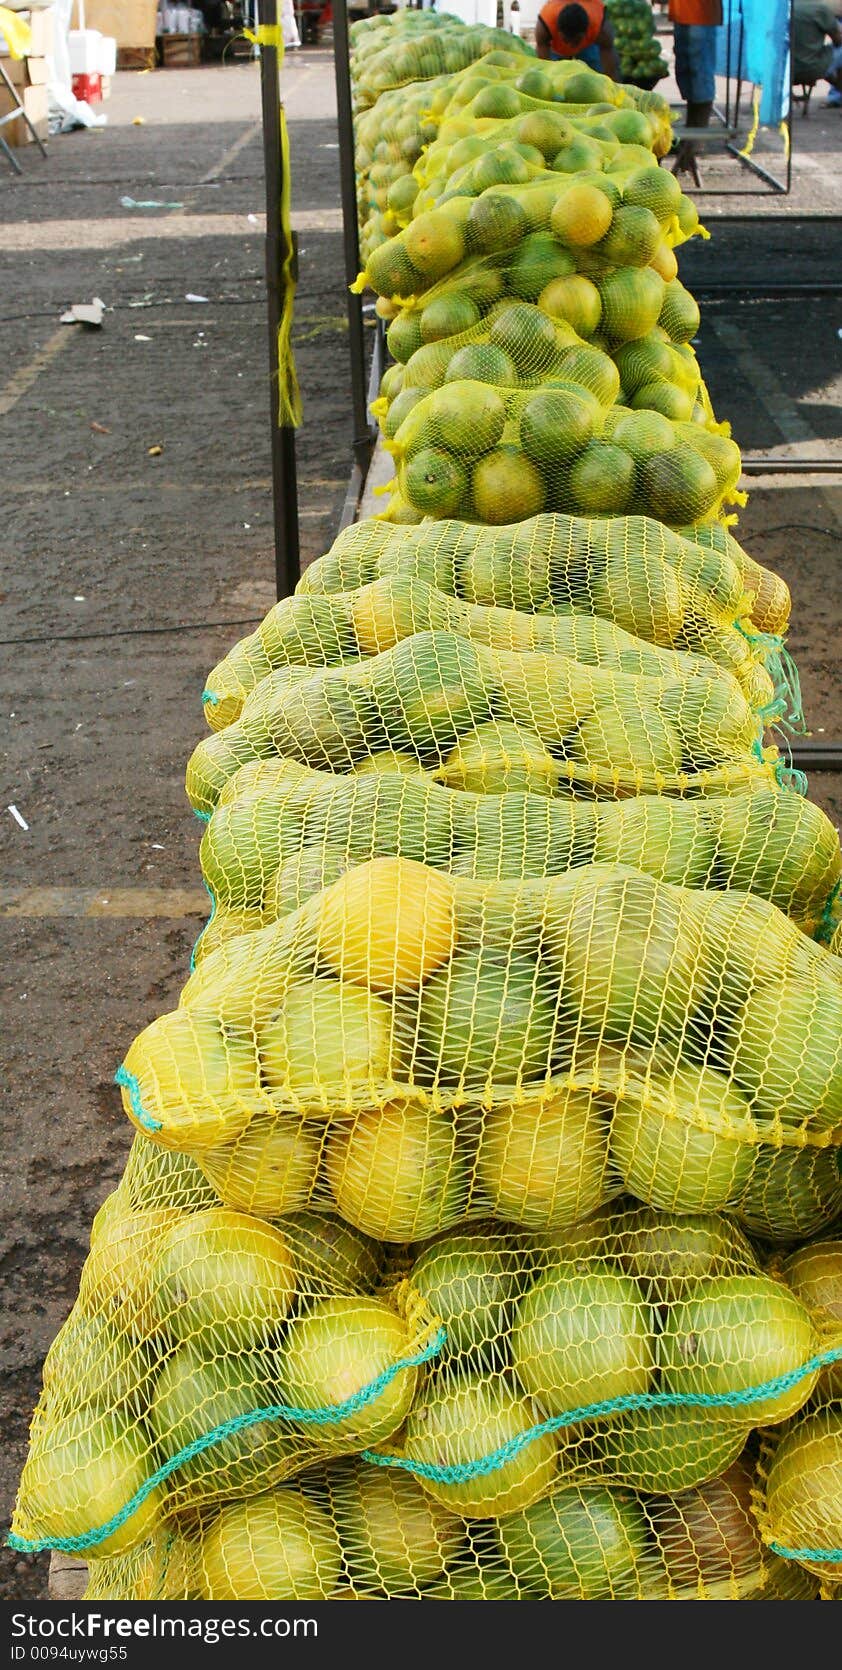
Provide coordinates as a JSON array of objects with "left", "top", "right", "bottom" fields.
[
  {"left": 790, "top": 742, "right": 842, "bottom": 772},
  {"left": 259, "top": 0, "right": 300, "bottom": 600},
  {"left": 333, "top": 0, "right": 376, "bottom": 472},
  {"left": 741, "top": 458, "right": 842, "bottom": 475}
]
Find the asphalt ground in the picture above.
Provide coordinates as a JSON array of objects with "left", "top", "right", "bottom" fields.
[{"left": 0, "top": 44, "right": 840, "bottom": 1602}]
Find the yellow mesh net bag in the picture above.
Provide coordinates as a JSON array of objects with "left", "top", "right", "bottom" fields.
[
  {"left": 192, "top": 766, "right": 840, "bottom": 966},
  {"left": 12, "top": 1157, "right": 841, "bottom": 1598},
  {"left": 202, "top": 515, "right": 794, "bottom": 735}
]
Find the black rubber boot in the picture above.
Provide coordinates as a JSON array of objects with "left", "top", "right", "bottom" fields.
[{"left": 671, "top": 100, "right": 713, "bottom": 186}]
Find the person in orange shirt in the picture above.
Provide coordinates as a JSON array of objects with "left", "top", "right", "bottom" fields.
[
  {"left": 668, "top": 1, "right": 723, "bottom": 181},
  {"left": 535, "top": 0, "right": 622, "bottom": 80}
]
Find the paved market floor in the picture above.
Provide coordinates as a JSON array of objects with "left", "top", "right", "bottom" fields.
[{"left": 0, "top": 47, "right": 840, "bottom": 1602}]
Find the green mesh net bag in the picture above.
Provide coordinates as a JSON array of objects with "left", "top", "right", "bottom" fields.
[
  {"left": 356, "top": 45, "right": 673, "bottom": 262},
  {"left": 606, "top": 0, "right": 670, "bottom": 87},
  {"left": 352, "top": 19, "right": 532, "bottom": 113}
]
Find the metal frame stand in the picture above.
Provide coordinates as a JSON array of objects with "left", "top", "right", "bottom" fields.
[
  {"left": 258, "top": 0, "right": 301, "bottom": 599},
  {"left": 332, "top": 0, "right": 380, "bottom": 524},
  {"left": 0, "top": 58, "right": 48, "bottom": 174},
  {"left": 672, "top": 0, "right": 793, "bottom": 196}
]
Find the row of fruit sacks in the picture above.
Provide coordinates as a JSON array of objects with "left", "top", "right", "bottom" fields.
[
  {"left": 354, "top": 36, "right": 738, "bottom": 530},
  {"left": 10, "top": 8, "right": 842, "bottom": 1602}
]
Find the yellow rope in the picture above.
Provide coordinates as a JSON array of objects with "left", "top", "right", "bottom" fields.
[
  {"left": 245, "top": 27, "right": 302, "bottom": 428},
  {"left": 740, "top": 86, "right": 762, "bottom": 159}
]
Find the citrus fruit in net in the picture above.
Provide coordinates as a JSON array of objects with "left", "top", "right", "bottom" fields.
[
  {"left": 427, "top": 379, "right": 508, "bottom": 455},
  {"left": 472, "top": 446, "right": 546, "bottom": 522},
  {"left": 764, "top": 1407, "right": 842, "bottom": 1579},
  {"left": 326, "top": 1103, "right": 468, "bottom": 1241},
  {"left": 444, "top": 342, "right": 519, "bottom": 386},
  {"left": 520, "top": 386, "right": 599, "bottom": 470},
  {"left": 512, "top": 1259, "right": 654, "bottom": 1414},
  {"left": 599, "top": 266, "right": 665, "bottom": 341},
  {"left": 609, "top": 1066, "right": 757, "bottom": 1214},
  {"left": 404, "top": 1374, "right": 558, "bottom": 1517},
  {"left": 151, "top": 1209, "right": 296, "bottom": 1348},
  {"left": 567, "top": 442, "right": 636, "bottom": 514},
  {"left": 538, "top": 273, "right": 602, "bottom": 337},
  {"left": 660, "top": 1273, "right": 818, "bottom": 1425},
  {"left": 488, "top": 301, "right": 560, "bottom": 375},
  {"left": 409, "top": 1224, "right": 527, "bottom": 1361},
  {"left": 419, "top": 291, "right": 481, "bottom": 343},
  {"left": 477, "top": 1086, "right": 613, "bottom": 1230},
  {"left": 550, "top": 182, "right": 614, "bottom": 247},
  {"left": 404, "top": 209, "right": 466, "bottom": 280},
  {"left": 331, "top": 1461, "right": 464, "bottom": 1594},
  {"left": 506, "top": 231, "right": 577, "bottom": 300},
  {"left": 197, "top": 1487, "right": 342, "bottom": 1600},
  {"left": 403, "top": 446, "right": 469, "bottom": 517},
  {"left": 589, "top": 1405, "right": 749, "bottom": 1495},
  {"left": 468, "top": 192, "right": 530, "bottom": 254},
  {"left": 622, "top": 164, "right": 683, "bottom": 222},
  {"left": 496, "top": 1481, "right": 650, "bottom": 1598},
  {"left": 412, "top": 946, "right": 561, "bottom": 1086},
  {"left": 279, "top": 1296, "right": 420, "bottom": 1450},
  {"left": 316, "top": 855, "right": 456, "bottom": 995}
]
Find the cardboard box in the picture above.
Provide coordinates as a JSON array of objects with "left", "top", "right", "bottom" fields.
[
  {"left": 74, "top": 0, "right": 156, "bottom": 50},
  {"left": 25, "top": 6, "right": 54, "bottom": 56},
  {"left": 161, "top": 31, "right": 201, "bottom": 65},
  {"left": 2, "top": 53, "right": 48, "bottom": 84},
  {"left": 0, "top": 79, "right": 48, "bottom": 144}
]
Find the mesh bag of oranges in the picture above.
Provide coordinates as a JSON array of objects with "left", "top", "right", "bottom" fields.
[
  {"left": 184, "top": 617, "right": 800, "bottom": 822},
  {"left": 10, "top": 1086, "right": 842, "bottom": 1593},
  {"left": 355, "top": 39, "right": 672, "bottom": 260},
  {"left": 191, "top": 763, "right": 841, "bottom": 968},
  {"left": 12, "top": 9, "right": 842, "bottom": 1604},
  {"left": 351, "top": 17, "right": 532, "bottom": 113},
  {"left": 202, "top": 514, "right": 796, "bottom": 737},
  {"left": 301, "top": 511, "right": 791, "bottom": 638},
  {"left": 754, "top": 1238, "right": 842, "bottom": 1589}
]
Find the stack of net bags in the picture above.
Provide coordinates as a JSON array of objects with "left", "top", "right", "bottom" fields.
[
  {"left": 11, "top": 11, "right": 842, "bottom": 1606},
  {"left": 605, "top": 0, "right": 670, "bottom": 89},
  {"left": 352, "top": 29, "right": 742, "bottom": 532}
]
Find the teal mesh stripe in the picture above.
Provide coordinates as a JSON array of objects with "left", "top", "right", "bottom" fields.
[
  {"left": 202, "top": 689, "right": 220, "bottom": 707},
  {"left": 6, "top": 1327, "right": 447, "bottom": 1556},
  {"left": 816, "top": 878, "right": 842, "bottom": 946},
  {"left": 775, "top": 760, "right": 808, "bottom": 796},
  {"left": 768, "top": 1540, "right": 842, "bottom": 1564},
  {"left": 361, "top": 1345, "right": 842, "bottom": 1487},
  {"left": 770, "top": 645, "right": 805, "bottom": 734},
  {"left": 114, "top": 1066, "right": 162, "bottom": 1133},
  {"left": 194, "top": 810, "right": 212, "bottom": 824},
  {"left": 189, "top": 879, "right": 218, "bottom": 975}
]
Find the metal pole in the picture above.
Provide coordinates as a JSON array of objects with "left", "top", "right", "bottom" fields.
[
  {"left": 259, "top": 0, "right": 300, "bottom": 600},
  {"left": 785, "top": 0, "right": 794, "bottom": 194},
  {"left": 333, "top": 0, "right": 376, "bottom": 473},
  {"left": 790, "top": 742, "right": 842, "bottom": 772},
  {"left": 741, "top": 458, "right": 842, "bottom": 475}
]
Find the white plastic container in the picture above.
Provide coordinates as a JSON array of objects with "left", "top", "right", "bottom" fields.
[{"left": 68, "top": 27, "right": 103, "bottom": 73}]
